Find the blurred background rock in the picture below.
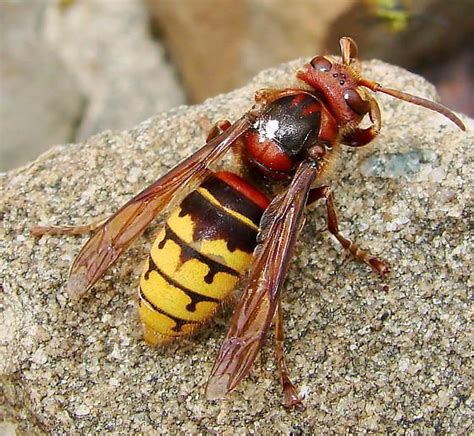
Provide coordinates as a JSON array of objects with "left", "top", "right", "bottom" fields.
[
  {"left": 1, "top": 0, "right": 472, "bottom": 172},
  {"left": 0, "top": 0, "right": 185, "bottom": 171}
]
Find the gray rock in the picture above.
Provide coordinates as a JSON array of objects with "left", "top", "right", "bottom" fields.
[
  {"left": 0, "top": 1, "right": 85, "bottom": 172},
  {"left": 1, "top": 59, "right": 471, "bottom": 433},
  {"left": 0, "top": 0, "right": 185, "bottom": 172},
  {"left": 43, "top": 0, "right": 186, "bottom": 141}
]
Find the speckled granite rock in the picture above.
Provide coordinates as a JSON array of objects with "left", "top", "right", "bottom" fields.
[{"left": 1, "top": 59, "right": 472, "bottom": 433}]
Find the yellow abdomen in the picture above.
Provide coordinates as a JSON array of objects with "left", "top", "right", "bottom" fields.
[{"left": 138, "top": 172, "right": 269, "bottom": 345}]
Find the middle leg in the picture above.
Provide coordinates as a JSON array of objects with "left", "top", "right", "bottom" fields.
[{"left": 307, "top": 186, "right": 390, "bottom": 276}]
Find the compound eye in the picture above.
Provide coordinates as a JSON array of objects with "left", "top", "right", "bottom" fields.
[
  {"left": 310, "top": 56, "right": 332, "bottom": 72},
  {"left": 343, "top": 88, "right": 370, "bottom": 115}
]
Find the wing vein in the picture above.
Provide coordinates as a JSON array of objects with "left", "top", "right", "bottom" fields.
[{"left": 206, "top": 159, "right": 319, "bottom": 400}]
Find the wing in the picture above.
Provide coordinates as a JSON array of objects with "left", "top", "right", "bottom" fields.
[
  {"left": 206, "top": 159, "right": 319, "bottom": 400},
  {"left": 66, "top": 117, "right": 251, "bottom": 299}
]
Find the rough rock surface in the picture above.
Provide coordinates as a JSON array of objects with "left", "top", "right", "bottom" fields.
[
  {"left": 0, "top": 1, "right": 85, "bottom": 172},
  {"left": 1, "top": 59, "right": 472, "bottom": 433}
]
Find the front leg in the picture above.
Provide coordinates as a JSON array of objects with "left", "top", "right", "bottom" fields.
[
  {"left": 205, "top": 119, "right": 232, "bottom": 142},
  {"left": 308, "top": 186, "right": 390, "bottom": 276},
  {"left": 342, "top": 92, "right": 381, "bottom": 147},
  {"left": 341, "top": 126, "right": 379, "bottom": 147}
]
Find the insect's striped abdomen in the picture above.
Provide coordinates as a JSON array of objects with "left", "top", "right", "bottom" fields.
[{"left": 138, "top": 171, "right": 270, "bottom": 345}]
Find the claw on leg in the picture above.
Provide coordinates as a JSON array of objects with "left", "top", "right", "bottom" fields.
[{"left": 274, "top": 300, "right": 303, "bottom": 408}]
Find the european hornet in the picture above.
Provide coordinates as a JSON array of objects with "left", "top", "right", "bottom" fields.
[{"left": 32, "top": 37, "right": 465, "bottom": 407}]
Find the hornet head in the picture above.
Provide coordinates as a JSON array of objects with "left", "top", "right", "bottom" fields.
[{"left": 297, "top": 37, "right": 466, "bottom": 139}]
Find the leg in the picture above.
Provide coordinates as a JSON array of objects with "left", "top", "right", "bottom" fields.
[
  {"left": 307, "top": 186, "right": 389, "bottom": 276},
  {"left": 206, "top": 119, "right": 247, "bottom": 172},
  {"left": 274, "top": 299, "right": 303, "bottom": 408},
  {"left": 342, "top": 92, "right": 381, "bottom": 147},
  {"left": 341, "top": 126, "right": 379, "bottom": 147},
  {"left": 206, "top": 119, "right": 232, "bottom": 142},
  {"left": 31, "top": 217, "right": 108, "bottom": 237},
  {"left": 342, "top": 127, "right": 379, "bottom": 147}
]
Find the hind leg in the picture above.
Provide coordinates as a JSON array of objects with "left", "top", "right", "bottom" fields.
[
  {"left": 31, "top": 217, "right": 109, "bottom": 237},
  {"left": 274, "top": 299, "right": 303, "bottom": 408}
]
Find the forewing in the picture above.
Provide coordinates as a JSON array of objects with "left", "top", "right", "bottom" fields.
[
  {"left": 206, "top": 160, "right": 319, "bottom": 400},
  {"left": 66, "top": 117, "right": 251, "bottom": 299}
]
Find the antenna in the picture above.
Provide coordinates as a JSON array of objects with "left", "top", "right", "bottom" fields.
[{"left": 360, "top": 79, "right": 466, "bottom": 131}]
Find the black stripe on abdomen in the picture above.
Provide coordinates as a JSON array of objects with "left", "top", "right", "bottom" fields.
[
  {"left": 144, "top": 254, "right": 221, "bottom": 312},
  {"left": 179, "top": 190, "right": 259, "bottom": 254},
  {"left": 138, "top": 287, "right": 198, "bottom": 333},
  {"left": 159, "top": 224, "right": 239, "bottom": 283},
  {"left": 200, "top": 175, "right": 266, "bottom": 227}
]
